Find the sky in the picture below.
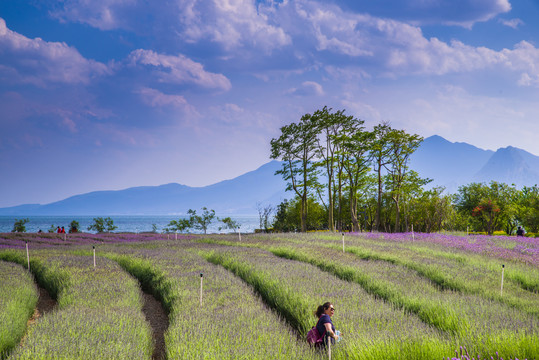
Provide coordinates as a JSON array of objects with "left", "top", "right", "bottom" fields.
[{"left": 1, "top": 0, "right": 539, "bottom": 207}]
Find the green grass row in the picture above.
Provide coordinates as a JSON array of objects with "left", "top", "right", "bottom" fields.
[
  {"left": 1, "top": 249, "right": 153, "bottom": 360},
  {"left": 0, "top": 261, "right": 38, "bottom": 359},
  {"left": 196, "top": 236, "right": 538, "bottom": 359},
  {"left": 200, "top": 244, "right": 457, "bottom": 360},
  {"left": 102, "top": 243, "right": 315, "bottom": 359}
]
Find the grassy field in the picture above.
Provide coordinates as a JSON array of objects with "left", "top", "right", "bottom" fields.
[{"left": 0, "top": 231, "right": 537, "bottom": 359}]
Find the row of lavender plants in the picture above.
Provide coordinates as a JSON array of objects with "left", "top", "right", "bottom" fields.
[
  {"left": 267, "top": 244, "right": 538, "bottom": 358},
  {"left": 0, "top": 249, "right": 153, "bottom": 359},
  {"left": 196, "top": 233, "right": 538, "bottom": 359},
  {"left": 0, "top": 261, "right": 38, "bottom": 359},
  {"left": 0, "top": 232, "right": 195, "bottom": 250},
  {"left": 101, "top": 243, "right": 315, "bottom": 359},
  {"left": 200, "top": 243, "right": 458, "bottom": 360},
  {"left": 271, "top": 232, "right": 538, "bottom": 316},
  {"left": 338, "top": 234, "right": 539, "bottom": 315}
]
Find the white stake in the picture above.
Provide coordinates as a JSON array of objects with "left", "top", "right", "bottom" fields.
[
  {"left": 175, "top": 231, "right": 177, "bottom": 241},
  {"left": 93, "top": 246, "right": 96, "bottom": 268},
  {"left": 64, "top": 233, "right": 66, "bottom": 241},
  {"left": 342, "top": 233, "right": 345, "bottom": 252},
  {"left": 327, "top": 336, "right": 332, "bottom": 360},
  {"left": 501, "top": 264, "right": 505, "bottom": 296},
  {"left": 200, "top": 273, "right": 204, "bottom": 306},
  {"left": 25, "top": 241, "right": 30, "bottom": 271},
  {"left": 238, "top": 231, "right": 241, "bottom": 242},
  {"left": 412, "top": 224, "right": 415, "bottom": 242}
]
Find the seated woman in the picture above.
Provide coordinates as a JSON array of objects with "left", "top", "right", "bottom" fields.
[{"left": 315, "top": 302, "right": 339, "bottom": 347}]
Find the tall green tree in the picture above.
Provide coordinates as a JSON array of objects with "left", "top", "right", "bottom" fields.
[
  {"left": 371, "top": 122, "right": 393, "bottom": 231},
  {"left": 270, "top": 115, "right": 319, "bottom": 232},
  {"left": 337, "top": 124, "right": 372, "bottom": 232},
  {"left": 312, "top": 106, "right": 355, "bottom": 231},
  {"left": 385, "top": 129, "right": 423, "bottom": 232}
]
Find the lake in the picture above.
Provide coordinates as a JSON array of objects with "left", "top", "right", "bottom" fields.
[{"left": 0, "top": 215, "right": 261, "bottom": 234}]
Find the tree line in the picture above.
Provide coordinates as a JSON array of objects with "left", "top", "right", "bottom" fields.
[{"left": 270, "top": 106, "right": 539, "bottom": 235}]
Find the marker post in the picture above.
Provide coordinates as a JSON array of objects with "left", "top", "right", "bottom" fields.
[
  {"left": 93, "top": 246, "right": 96, "bottom": 268},
  {"left": 501, "top": 265, "right": 505, "bottom": 296},
  {"left": 26, "top": 241, "right": 30, "bottom": 271},
  {"left": 342, "top": 233, "right": 345, "bottom": 253},
  {"left": 200, "top": 273, "right": 204, "bottom": 306}
]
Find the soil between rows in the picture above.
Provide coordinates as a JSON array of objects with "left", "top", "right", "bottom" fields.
[{"left": 142, "top": 292, "right": 169, "bottom": 360}]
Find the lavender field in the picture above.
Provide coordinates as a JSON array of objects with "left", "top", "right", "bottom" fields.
[{"left": 0, "top": 231, "right": 537, "bottom": 360}]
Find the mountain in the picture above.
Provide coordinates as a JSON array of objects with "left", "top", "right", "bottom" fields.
[
  {"left": 2, "top": 136, "right": 539, "bottom": 215},
  {"left": 0, "top": 161, "right": 288, "bottom": 216},
  {"left": 473, "top": 146, "right": 539, "bottom": 187},
  {"left": 410, "top": 136, "right": 539, "bottom": 192}
]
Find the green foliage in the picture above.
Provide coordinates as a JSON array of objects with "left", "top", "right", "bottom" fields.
[
  {"left": 48, "top": 224, "right": 56, "bottom": 233},
  {"left": 11, "top": 218, "right": 29, "bottom": 233},
  {"left": 187, "top": 207, "right": 215, "bottom": 234},
  {"left": 68, "top": 220, "right": 80, "bottom": 233},
  {"left": 218, "top": 216, "right": 240, "bottom": 232},
  {"left": 273, "top": 196, "right": 327, "bottom": 232},
  {"left": 87, "top": 217, "right": 117, "bottom": 233},
  {"left": 166, "top": 218, "right": 191, "bottom": 233}
]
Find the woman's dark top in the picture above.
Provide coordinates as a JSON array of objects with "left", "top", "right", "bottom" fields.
[{"left": 316, "top": 314, "right": 335, "bottom": 336}]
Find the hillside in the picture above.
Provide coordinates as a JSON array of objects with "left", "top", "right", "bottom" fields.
[{"left": 2, "top": 135, "right": 539, "bottom": 215}]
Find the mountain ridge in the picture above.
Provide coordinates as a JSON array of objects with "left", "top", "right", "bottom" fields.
[{"left": 2, "top": 136, "right": 539, "bottom": 215}]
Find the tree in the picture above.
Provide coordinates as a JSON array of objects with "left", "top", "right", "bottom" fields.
[
  {"left": 385, "top": 129, "right": 423, "bottom": 232},
  {"left": 12, "top": 218, "right": 29, "bottom": 233},
  {"left": 454, "top": 181, "right": 516, "bottom": 234},
  {"left": 472, "top": 199, "right": 501, "bottom": 235},
  {"left": 256, "top": 202, "right": 274, "bottom": 232},
  {"left": 371, "top": 122, "right": 393, "bottom": 231},
  {"left": 166, "top": 218, "right": 192, "bottom": 233},
  {"left": 219, "top": 217, "right": 240, "bottom": 233},
  {"left": 312, "top": 106, "right": 356, "bottom": 231},
  {"left": 69, "top": 220, "right": 80, "bottom": 233},
  {"left": 337, "top": 124, "right": 372, "bottom": 232},
  {"left": 271, "top": 115, "right": 319, "bottom": 232},
  {"left": 88, "top": 217, "right": 117, "bottom": 233},
  {"left": 272, "top": 196, "right": 327, "bottom": 232},
  {"left": 187, "top": 207, "right": 215, "bottom": 234}
]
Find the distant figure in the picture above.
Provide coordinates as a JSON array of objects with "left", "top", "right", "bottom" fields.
[
  {"left": 61, "top": 226, "right": 66, "bottom": 234},
  {"left": 516, "top": 226, "right": 525, "bottom": 237},
  {"left": 57, "top": 226, "right": 61, "bottom": 233},
  {"left": 38, "top": 229, "right": 42, "bottom": 233},
  {"left": 315, "top": 302, "right": 339, "bottom": 347}
]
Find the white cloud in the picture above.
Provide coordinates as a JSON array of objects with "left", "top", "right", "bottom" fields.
[
  {"left": 0, "top": 18, "right": 110, "bottom": 86},
  {"left": 128, "top": 49, "right": 231, "bottom": 91},
  {"left": 499, "top": 18, "right": 524, "bottom": 29},
  {"left": 176, "top": 0, "right": 291, "bottom": 52},
  {"left": 49, "top": 0, "right": 137, "bottom": 31},
  {"left": 286, "top": 81, "right": 324, "bottom": 96},
  {"left": 134, "top": 87, "right": 197, "bottom": 114}
]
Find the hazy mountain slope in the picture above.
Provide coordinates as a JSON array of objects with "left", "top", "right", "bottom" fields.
[
  {"left": 2, "top": 136, "right": 539, "bottom": 216},
  {"left": 473, "top": 146, "right": 539, "bottom": 187}
]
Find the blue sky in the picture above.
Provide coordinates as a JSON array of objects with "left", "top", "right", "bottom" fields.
[{"left": 1, "top": 0, "right": 539, "bottom": 207}]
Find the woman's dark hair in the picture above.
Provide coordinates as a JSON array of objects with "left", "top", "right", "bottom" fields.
[{"left": 315, "top": 302, "right": 332, "bottom": 318}]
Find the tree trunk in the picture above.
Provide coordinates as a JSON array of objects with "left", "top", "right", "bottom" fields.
[
  {"left": 393, "top": 195, "right": 400, "bottom": 233},
  {"left": 375, "top": 158, "right": 382, "bottom": 231}
]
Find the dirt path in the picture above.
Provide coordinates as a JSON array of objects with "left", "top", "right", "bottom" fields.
[
  {"left": 20, "top": 284, "right": 57, "bottom": 347},
  {"left": 142, "top": 292, "right": 169, "bottom": 360}
]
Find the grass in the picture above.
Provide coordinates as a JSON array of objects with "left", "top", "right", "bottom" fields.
[
  {"left": 0, "top": 261, "right": 38, "bottom": 359},
  {"left": 1, "top": 249, "right": 153, "bottom": 360}
]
